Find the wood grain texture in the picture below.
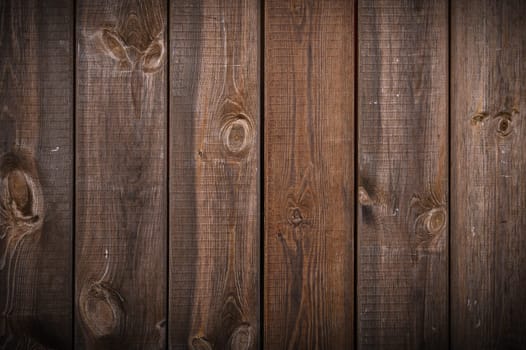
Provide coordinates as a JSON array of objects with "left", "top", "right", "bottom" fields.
[
  {"left": 76, "top": 0, "right": 166, "bottom": 348},
  {"left": 264, "top": 1, "right": 355, "bottom": 348},
  {"left": 0, "top": 0, "right": 73, "bottom": 349},
  {"left": 357, "top": 0, "right": 448, "bottom": 348},
  {"left": 451, "top": 1, "right": 526, "bottom": 349},
  {"left": 169, "top": 0, "right": 260, "bottom": 349}
]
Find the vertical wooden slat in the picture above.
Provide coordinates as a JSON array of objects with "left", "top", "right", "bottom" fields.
[
  {"left": 0, "top": 0, "right": 73, "bottom": 348},
  {"left": 76, "top": 0, "right": 167, "bottom": 348},
  {"left": 264, "top": 1, "right": 355, "bottom": 348},
  {"left": 169, "top": 0, "right": 260, "bottom": 348},
  {"left": 451, "top": 1, "right": 526, "bottom": 348},
  {"left": 357, "top": 0, "right": 448, "bottom": 348}
]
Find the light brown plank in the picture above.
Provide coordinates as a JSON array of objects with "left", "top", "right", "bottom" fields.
[
  {"left": 0, "top": 0, "right": 73, "bottom": 348},
  {"left": 264, "top": 1, "right": 355, "bottom": 348},
  {"left": 169, "top": 0, "right": 260, "bottom": 348},
  {"left": 451, "top": 1, "right": 526, "bottom": 348},
  {"left": 75, "top": 0, "right": 167, "bottom": 348},
  {"left": 357, "top": 0, "right": 448, "bottom": 348}
]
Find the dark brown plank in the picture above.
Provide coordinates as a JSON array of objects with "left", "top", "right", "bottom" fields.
[
  {"left": 169, "top": 0, "right": 260, "bottom": 348},
  {"left": 264, "top": 1, "right": 355, "bottom": 348},
  {"left": 0, "top": 0, "right": 73, "bottom": 348},
  {"left": 451, "top": 1, "right": 526, "bottom": 348},
  {"left": 76, "top": 0, "right": 167, "bottom": 348},
  {"left": 357, "top": 0, "right": 448, "bottom": 348}
]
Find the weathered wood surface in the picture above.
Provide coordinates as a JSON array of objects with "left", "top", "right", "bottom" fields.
[
  {"left": 0, "top": 0, "right": 73, "bottom": 349},
  {"left": 451, "top": 1, "right": 526, "bottom": 349},
  {"left": 264, "top": 1, "right": 355, "bottom": 348},
  {"left": 76, "top": 0, "right": 167, "bottom": 348},
  {"left": 2, "top": 1, "right": 526, "bottom": 349},
  {"left": 169, "top": 0, "right": 260, "bottom": 348},
  {"left": 357, "top": 0, "right": 448, "bottom": 348}
]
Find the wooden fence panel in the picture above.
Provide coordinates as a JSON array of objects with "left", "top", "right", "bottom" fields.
[
  {"left": 3, "top": 2, "right": 526, "bottom": 349},
  {"left": 451, "top": 1, "right": 526, "bottom": 348},
  {"left": 75, "top": 0, "right": 167, "bottom": 348},
  {"left": 357, "top": 0, "right": 448, "bottom": 348},
  {"left": 264, "top": 1, "right": 355, "bottom": 348},
  {"left": 0, "top": 1, "right": 73, "bottom": 348},
  {"left": 169, "top": 0, "right": 260, "bottom": 349}
]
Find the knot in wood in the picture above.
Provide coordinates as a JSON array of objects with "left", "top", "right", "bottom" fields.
[
  {"left": 8, "top": 170, "right": 30, "bottom": 215},
  {"left": 228, "top": 324, "right": 255, "bottom": 350},
  {"left": 470, "top": 111, "right": 489, "bottom": 125},
  {"left": 100, "top": 28, "right": 164, "bottom": 73},
  {"left": 191, "top": 336, "right": 212, "bottom": 350},
  {"left": 220, "top": 113, "right": 254, "bottom": 158},
  {"left": 358, "top": 186, "right": 373, "bottom": 206},
  {"left": 0, "top": 150, "right": 44, "bottom": 265},
  {"left": 288, "top": 207, "right": 304, "bottom": 227},
  {"left": 79, "top": 282, "right": 125, "bottom": 339},
  {"left": 424, "top": 207, "right": 447, "bottom": 234},
  {"left": 495, "top": 112, "right": 513, "bottom": 137}
]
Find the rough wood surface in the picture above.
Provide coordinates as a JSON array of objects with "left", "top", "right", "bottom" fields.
[
  {"left": 357, "top": 0, "right": 448, "bottom": 348},
  {"left": 0, "top": 1, "right": 73, "bottom": 349},
  {"left": 76, "top": 0, "right": 167, "bottom": 348},
  {"left": 264, "top": 1, "right": 355, "bottom": 348},
  {"left": 169, "top": 0, "right": 260, "bottom": 349},
  {"left": 451, "top": 1, "right": 526, "bottom": 349}
]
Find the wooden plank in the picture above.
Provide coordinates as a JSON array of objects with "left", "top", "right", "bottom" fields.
[
  {"left": 76, "top": 0, "right": 167, "bottom": 348},
  {"left": 357, "top": 0, "right": 448, "bottom": 348},
  {"left": 451, "top": 1, "right": 526, "bottom": 348},
  {"left": 0, "top": 0, "right": 73, "bottom": 348},
  {"left": 169, "top": 0, "right": 260, "bottom": 348},
  {"left": 264, "top": 1, "right": 355, "bottom": 348}
]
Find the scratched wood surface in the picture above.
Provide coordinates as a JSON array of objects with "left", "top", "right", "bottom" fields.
[
  {"left": 75, "top": 0, "right": 167, "bottom": 348},
  {"left": 169, "top": 0, "right": 260, "bottom": 348},
  {"left": 264, "top": 1, "right": 355, "bottom": 348},
  {"left": 451, "top": 1, "right": 526, "bottom": 349},
  {"left": 0, "top": 0, "right": 73, "bottom": 349},
  {"left": 357, "top": 0, "right": 448, "bottom": 348}
]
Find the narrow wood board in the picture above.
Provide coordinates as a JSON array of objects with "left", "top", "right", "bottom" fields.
[
  {"left": 451, "top": 1, "right": 526, "bottom": 348},
  {"left": 76, "top": 0, "right": 167, "bottom": 348},
  {"left": 0, "top": 0, "right": 73, "bottom": 348},
  {"left": 357, "top": 0, "right": 448, "bottom": 348},
  {"left": 169, "top": 0, "right": 260, "bottom": 348},
  {"left": 264, "top": 1, "right": 355, "bottom": 348}
]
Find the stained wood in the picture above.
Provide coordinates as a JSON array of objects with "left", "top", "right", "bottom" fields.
[
  {"left": 169, "top": 0, "right": 260, "bottom": 348},
  {"left": 76, "top": 0, "right": 166, "bottom": 348},
  {"left": 264, "top": 1, "right": 355, "bottom": 348},
  {"left": 0, "top": 0, "right": 73, "bottom": 348},
  {"left": 357, "top": 0, "right": 448, "bottom": 348},
  {"left": 451, "top": 1, "right": 526, "bottom": 348}
]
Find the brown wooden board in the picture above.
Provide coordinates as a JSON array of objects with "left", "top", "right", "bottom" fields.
[
  {"left": 0, "top": 0, "right": 73, "bottom": 348},
  {"left": 169, "top": 0, "right": 260, "bottom": 348},
  {"left": 357, "top": 0, "right": 448, "bottom": 348},
  {"left": 75, "top": 0, "right": 167, "bottom": 348},
  {"left": 451, "top": 1, "right": 526, "bottom": 348},
  {"left": 264, "top": 1, "right": 355, "bottom": 348}
]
